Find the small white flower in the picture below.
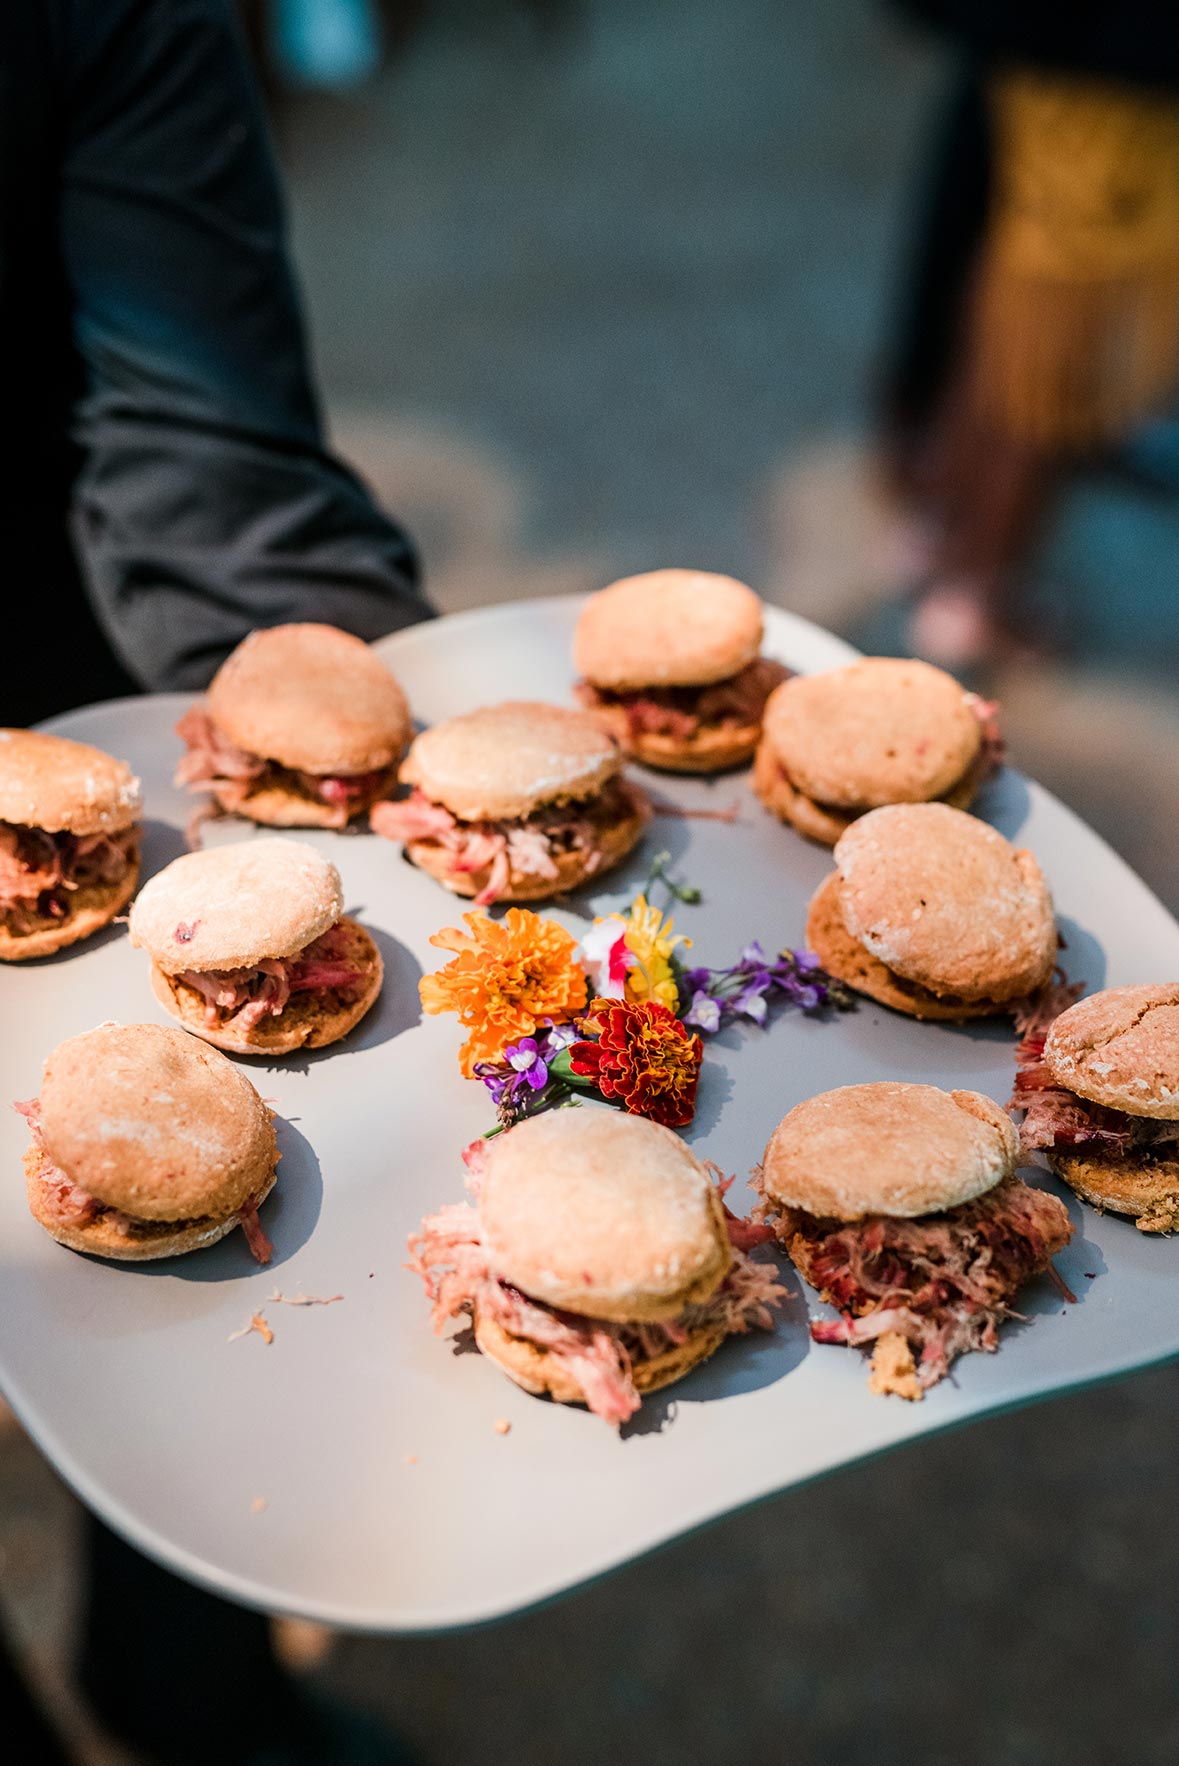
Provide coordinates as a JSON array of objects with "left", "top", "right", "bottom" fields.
[{"left": 575, "top": 915, "right": 635, "bottom": 998}]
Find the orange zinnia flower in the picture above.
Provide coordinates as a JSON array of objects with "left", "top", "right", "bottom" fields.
[
  {"left": 420, "top": 909, "right": 588, "bottom": 1077},
  {"left": 570, "top": 997, "right": 703, "bottom": 1128}
]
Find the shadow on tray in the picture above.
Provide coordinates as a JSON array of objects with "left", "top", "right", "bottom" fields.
[{"left": 124, "top": 1115, "right": 322, "bottom": 1281}]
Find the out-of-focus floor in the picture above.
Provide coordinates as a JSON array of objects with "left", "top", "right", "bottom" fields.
[{"left": 4, "top": 2, "right": 1178, "bottom": 1761}]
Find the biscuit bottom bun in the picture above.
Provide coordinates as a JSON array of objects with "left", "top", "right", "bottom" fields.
[
  {"left": 1013, "top": 983, "right": 1179, "bottom": 1233},
  {"left": 17, "top": 1023, "right": 280, "bottom": 1263},
  {"left": 149, "top": 919, "right": 382, "bottom": 1056},
  {"left": 806, "top": 803, "right": 1057, "bottom": 1019},
  {"left": 572, "top": 570, "right": 785, "bottom": 773},
  {"left": 130, "top": 839, "right": 382, "bottom": 1055},
  {"left": 174, "top": 623, "right": 411, "bottom": 830},
  {"left": 372, "top": 703, "right": 650, "bottom": 906},
  {"left": 408, "top": 1109, "right": 785, "bottom": 1425},
  {"left": 0, "top": 858, "right": 141, "bottom": 963},
  {"left": 0, "top": 729, "right": 143, "bottom": 961},
  {"left": 754, "top": 1083, "right": 1073, "bottom": 1399},
  {"left": 752, "top": 659, "right": 1000, "bottom": 846}
]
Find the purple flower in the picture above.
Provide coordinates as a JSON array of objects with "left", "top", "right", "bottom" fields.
[
  {"left": 505, "top": 1037, "right": 548, "bottom": 1091},
  {"left": 730, "top": 980, "right": 770, "bottom": 1023},
  {"left": 683, "top": 991, "right": 722, "bottom": 1033},
  {"left": 674, "top": 942, "right": 852, "bottom": 1035},
  {"left": 474, "top": 1061, "right": 514, "bottom": 1104}
]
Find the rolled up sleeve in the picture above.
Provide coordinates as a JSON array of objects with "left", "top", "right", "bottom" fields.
[{"left": 60, "top": 0, "right": 427, "bottom": 690}]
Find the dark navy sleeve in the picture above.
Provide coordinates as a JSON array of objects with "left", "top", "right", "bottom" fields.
[{"left": 59, "top": 0, "right": 427, "bottom": 690}]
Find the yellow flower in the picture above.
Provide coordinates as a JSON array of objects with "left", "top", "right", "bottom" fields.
[
  {"left": 620, "top": 895, "right": 690, "bottom": 1012},
  {"left": 420, "top": 909, "right": 587, "bottom": 1078}
]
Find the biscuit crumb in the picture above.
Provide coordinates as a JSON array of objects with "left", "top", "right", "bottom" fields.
[
  {"left": 251, "top": 1496, "right": 269, "bottom": 1514},
  {"left": 493, "top": 1418, "right": 511, "bottom": 1436},
  {"left": 403, "top": 1453, "right": 418, "bottom": 1466},
  {"left": 867, "top": 1332, "right": 923, "bottom": 1401},
  {"left": 229, "top": 1313, "right": 273, "bottom": 1345}
]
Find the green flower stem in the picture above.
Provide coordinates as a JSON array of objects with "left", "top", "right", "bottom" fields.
[{"left": 645, "top": 850, "right": 701, "bottom": 907}]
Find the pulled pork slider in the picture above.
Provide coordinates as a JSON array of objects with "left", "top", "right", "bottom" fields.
[
  {"left": 0, "top": 729, "right": 142, "bottom": 961},
  {"left": 754, "top": 658, "right": 1002, "bottom": 846},
  {"left": 371, "top": 702, "right": 650, "bottom": 905},
  {"left": 754, "top": 1082, "right": 1073, "bottom": 1399},
  {"left": 409, "top": 1108, "right": 785, "bottom": 1425},
  {"left": 573, "top": 569, "right": 789, "bottom": 772},
  {"left": 807, "top": 802, "right": 1057, "bottom": 1020},
  {"left": 129, "top": 838, "right": 381, "bottom": 1055},
  {"left": 1014, "top": 983, "right": 1179, "bottom": 1234},
  {"left": 15, "top": 1023, "right": 279, "bottom": 1262},
  {"left": 175, "top": 623, "right": 412, "bottom": 830}
]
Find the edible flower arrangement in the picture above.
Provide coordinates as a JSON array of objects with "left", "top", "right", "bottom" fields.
[{"left": 419, "top": 853, "right": 854, "bottom": 1131}]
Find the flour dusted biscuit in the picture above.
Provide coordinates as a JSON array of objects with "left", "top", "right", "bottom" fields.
[
  {"left": 754, "top": 1082, "right": 1071, "bottom": 1397},
  {"left": 754, "top": 658, "right": 1000, "bottom": 846},
  {"left": 130, "top": 838, "right": 381, "bottom": 1055},
  {"left": 807, "top": 803, "right": 1057, "bottom": 1018},
  {"left": 371, "top": 702, "right": 649, "bottom": 905},
  {"left": 805, "top": 871, "right": 1001, "bottom": 1022},
  {"left": 17, "top": 1024, "right": 279, "bottom": 1263},
  {"left": 0, "top": 729, "right": 142, "bottom": 961},
  {"left": 1014, "top": 983, "right": 1179, "bottom": 1233},
  {"left": 409, "top": 1110, "right": 785, "bottom": 1425},
  {"left": 1043, "top": 983, "right": 1179, "bottom": 1118},
  {"left": 573, "top": 570, "right": 788, "bottom": 772},
  {"left": 174, "top": 624, "right": 411, "bottom": 829}
]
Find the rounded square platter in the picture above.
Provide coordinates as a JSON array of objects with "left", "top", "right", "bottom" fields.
[{"left": 1, "top": 596, "right": 1176, "bottom": 1631}]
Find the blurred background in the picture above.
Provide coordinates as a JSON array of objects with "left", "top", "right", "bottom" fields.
[{"left": 5, "top": 1, "right": 1178, "bottom": 1759}]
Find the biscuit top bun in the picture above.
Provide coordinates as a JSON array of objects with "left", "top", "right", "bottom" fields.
[
  {"left": 1044, "top": 983, "right": 1179, "bottom": 1120},
  {"left": 0, "top": 730, "right": 142, "bottom": 836},
  {"left": 761, "top": 1082, "right": 1017, "bottom": 1220},
  {"left": 834, "top": 803, "right": 1056, "bottom": 1002},
  {"left": 206, "top": 624, "right": 411, "bottom": 775},
  {"left": 38, "top": 1023, "right": 277, "bottom": 1221},
  {"left": 129, "top": 838, "right": 344, "bottom": 974},
  {"left": 400, "top": 702, "right": 622, "bottom": 822},
  {"left": 478, "top": 1109, "right": 731, "bottom": 1323},
  {"left": 574, "top": 570, "right": 764, "bottom": 690},
  {"left": 760, "top": 658, "right": 982, "bottom": 808}
]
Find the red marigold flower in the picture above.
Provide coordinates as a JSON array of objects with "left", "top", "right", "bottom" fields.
[{"left": 570, "top": 997, "right": 703, "bottom": 1128}]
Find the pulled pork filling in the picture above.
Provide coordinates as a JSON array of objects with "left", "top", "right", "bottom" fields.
[
  {"left": 408, "top": 1142, "right": 785, "bottom": 1424},
  {"left": 575, "top": 657, "right": 790, "bottom": 742},
  {"left": 1011, "top": 1010, "right": 1179, "bottom": 1159},
  {"left": 0, "top": 822, "right": 138, "bottom": 934},
  {"left": 175, "top": 708, "right": 392, "bottom": 828},
  {"left": 762, "top": 1176, "right": 1072, "bottom": 1391},
  {"left": 371, "top": 775, "right": 643, "bottom": 908},
  {"left": 171, "top": 922, "right": 368, "bottom": 1036},
  {"left": 13, "top": 1098, "right": 272, "bottom": 1263}
]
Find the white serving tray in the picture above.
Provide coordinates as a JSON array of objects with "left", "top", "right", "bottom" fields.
[{"left": 1, "top": 597, "right": 1175, "bottom": 1632}]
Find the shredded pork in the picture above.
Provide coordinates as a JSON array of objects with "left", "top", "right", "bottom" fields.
[
  {"left": 175, "top": 707, "right": 390, "bottom": 828},
  {"left": 961, "top": 695, "right": 1005, "bottom": 793},
  {"left": 762, "top": 1177, "right": 1072, "bottom": 1393},
  {"left": 1010, "top": 989, "right": 1179, "bottom": 1158},
  {"left": 0, "top": 822, "right": 138, "bottom": 934},
  {"left": 14, "top": 1097, "right": 273, "bottom": 1262},
  {"left": 172, "top": 921, "right": 368, "bottom": 1035},
  {"left": 371, "top": 776, "right": 643, "bottom": 908},
  {"left": 408, "top": 1155, "right": 785, "bottom": 1425},
  {"left": 575, "top": 657, "right": 790, "bottom": 742}
]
